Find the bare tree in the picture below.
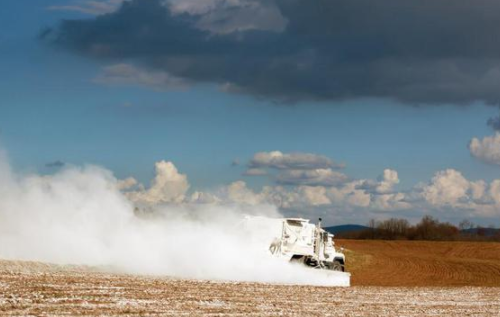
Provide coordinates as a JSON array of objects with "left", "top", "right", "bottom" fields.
[
  {"left": 459, "top": 219, "right": 475, "bottom": 231},
  {"left": 376, "top": 218, "right": 410, "bottom": 239}
]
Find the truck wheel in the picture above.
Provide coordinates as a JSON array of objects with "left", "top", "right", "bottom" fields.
[
  {"left": 290, "top": 255, "right": 305, "bottom": 264},
  {"left": 332, "top": 261, "right": 344, "bottom": 272}
]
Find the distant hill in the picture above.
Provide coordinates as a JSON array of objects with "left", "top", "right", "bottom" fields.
[{"left": 324, "top": 224, "right": 369, "bottom": 235}]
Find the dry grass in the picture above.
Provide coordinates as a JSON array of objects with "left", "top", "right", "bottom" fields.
[{"left": 338, "top": 239, "right": 500, "bottom": 286}]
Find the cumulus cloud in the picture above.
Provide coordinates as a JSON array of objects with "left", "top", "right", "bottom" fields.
[
  {"left": 217, "top": 181, "right": 266, "bottom": 205},
  {"left": 48, "top": 0, "right": 127, "bottom": 15},
  {"left": 44, "top": 0, "right": 500, "bottom": 104},
  {"left": 326, "top": 181, "right": 371, "bottom": 209},
  {"left": 100, "top": 155, "right": 500, "bottom": 224},
  {"left": 469, "top": 133, "right": 500, "bottom": 165},
  {"left": 33, "top": 149, "right": 495, "bottom": 224},
  {"left": 488, "top": 180, "right": 500, "bottom": 205},
  {"left": 244, "top": 151, "right": 347, "bottom": 186},
  {"left": 189, "top": 191, "right": 221, "bottom": 204},
  {"left": 357, "top": 169, "right": 400, "bottom": 194},
  {"left": 255, "top": 185, "right": 332, "bottom": 209},
  {"left": 403, "top": 168, "right": 500, "bottom": 217},
  {"left": 295, "top": 186, "right": 330, "bottom": 206},
  {"left": 469, "top": 180, "right": 487, "bottom": 202},
  {"left": 243, "top": 168, "right": 268, "bottom": 176},
  {"left": 249, "top": 151, "right": 342, "bottom": 170},
  {"left": 234, "top": 152, "right": 499, "bottom": 218},
  {"left": 223, "top": 166, "right": 500, "bottom": 219},
  {"left": 94, "top": 63, "right": 187, "bottom": 90},
  {"left": 421, "top": 169, "right": 470, "bottom": 207},
  {"left": 370, "top": 192, "right": 409, "bottom": 212},
  {"left": 98, "top": 149, "right": 500, "bottom": 223},
  {"left": 116, "top": 177, "right": 138, "bottom": 190},
  {"left": 127, "top": 161, "right": 189, "bottom": 204},
  {"left": 275, "top": 168, "right": 348, "bottom": 186}
]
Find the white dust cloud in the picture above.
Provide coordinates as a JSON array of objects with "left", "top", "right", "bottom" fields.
[{"left": 0, "top": 149, "right": 348, "bottom": 286}]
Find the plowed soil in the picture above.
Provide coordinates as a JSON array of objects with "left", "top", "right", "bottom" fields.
[
  {"left": 1, "top": 240, "right": 500, "bottom": 316},
  {"left": 338, "top": 240, "right": 500, "bottom": 286},
  {"left": 0, "top": 260, "right": 499, "bottom": 316}
]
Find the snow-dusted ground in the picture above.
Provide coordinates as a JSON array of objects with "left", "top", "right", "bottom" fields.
[{"left": 0, "top": 259, "right": 499, "bottom": 316}]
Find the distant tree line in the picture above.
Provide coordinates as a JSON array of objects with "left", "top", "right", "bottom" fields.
[{"left": 337, "top": 216, "right": 500, "bottom": 242}]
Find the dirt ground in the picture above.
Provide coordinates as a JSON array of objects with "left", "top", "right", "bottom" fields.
[
  {"left": 0, "top": 260, "right": 499, "bottom": 316},
  {"left": 338, "top": 240, "right": 500, "bottom": 286},
  {"left": 1, "top": 240, "right": 500, "bottom": 316}
]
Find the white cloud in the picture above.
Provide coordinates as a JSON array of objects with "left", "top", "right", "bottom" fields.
[
  {"left": 167, "top": 0, "right": 287, "bottom": 34},
  {"left": 370, "top": 192, "right": 409, "bottom": 211},
  {"left": 470, "top": 180, "right": 487, "bottom": 202},
  {"left": 94, "top": 64, "right": 188, "bottom": 91},
  {"left": 182, "top": 167, "right": 406, "bottom": 215},
  {"left": 249, "top": 151, "right": 343, "bottom": 170},
  {"left": 327, "top": 181, "right": 370, "bottom": 208},
  {"left": 275, "top": 168, "right": 348, "bottom": 186},
  {"left": 412, "top": 169, "right": 500, "bottom": 217},
  {"left": 296, "top": 186, "right": 331, "bottom": 206},
  {"left": 189, "top": 191, "right": 221, "bottom": 204},
  {"left": 220, "top": 181, "right": 264, "bottom": 205},
  {"left": 115, "top": 155, "right": 500, "bottom": 224},
  {"left": 116, "top": 177, "right": 138, "bottom": 190},
  {"left": 243, "top": 168, "right": 268, "bottom": 176},
  {"left": 488, "top": 180, "right": 500, "bottom": 205},
  {"left": 378, "top": 169, "right": 400, "bottom": 191},
  {"left": 257, "top": 185, "right": 330, "bottom": 209},
  {"left": 421, "top": 169, "right": 470, "bottom": 207},
  {"left": 469, "top": 133, "right": 500, "bottom": 165},
  {"left": 358, "top": 169, "right": 400, "bottom": 194},
  {"left": 48, "top": 0, "right": 126, "bottom": 15},
  {"left": 127, "top": 161, "right": 189, "bottom": 204}
]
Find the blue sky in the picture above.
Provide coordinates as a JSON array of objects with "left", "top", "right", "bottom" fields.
[{"left": 2, "top": 0, "right": 500, "bottom": 225}]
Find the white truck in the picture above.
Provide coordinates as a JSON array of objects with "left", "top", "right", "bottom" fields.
[
  {"left": 269, "top": 217, "right": 346, "bottom": 271},
  {"left": 244, "top": 216, "right": 346, "bottom": 271}
]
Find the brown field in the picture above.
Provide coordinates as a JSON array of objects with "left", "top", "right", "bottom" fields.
[
  {"left": 338, "top": 240, "right": 500, "bottom": 287},
  {"left": 1, "top": 240, "right": 500, "bottom": 316}
]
